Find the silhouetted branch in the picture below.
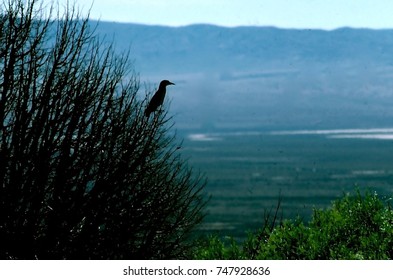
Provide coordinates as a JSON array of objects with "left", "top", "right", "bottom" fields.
[{"left": 0, "top": 0, "right": 206, "bottom": 259}]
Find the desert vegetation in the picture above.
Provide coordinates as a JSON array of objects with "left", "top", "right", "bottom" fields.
[
  {"left": 193, "top": 190, "right": 393, "bottom": 260},
  {"left": 0, "top": 0, "right": 206, "bottom": 259}
]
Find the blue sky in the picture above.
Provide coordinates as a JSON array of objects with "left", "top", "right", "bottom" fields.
[{"left": 73, "top": 0, "right": 393, "bottom": 29}]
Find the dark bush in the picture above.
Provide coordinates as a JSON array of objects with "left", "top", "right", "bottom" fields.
[{"left": 0, "top": 0, "right": 206, "bottom": 259}]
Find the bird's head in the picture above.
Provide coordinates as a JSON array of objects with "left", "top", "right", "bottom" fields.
[{"left": 160, "top": 80, "right": 175, "bottom": 87}]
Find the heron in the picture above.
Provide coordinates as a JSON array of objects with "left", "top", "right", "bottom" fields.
[{"left": 144, "top": 80, "right": 175, "bottom": 118}]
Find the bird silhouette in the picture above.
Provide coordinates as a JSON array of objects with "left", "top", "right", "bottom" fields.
[{"left": 144, "top": 80, "right": 175, "bottom": 117}]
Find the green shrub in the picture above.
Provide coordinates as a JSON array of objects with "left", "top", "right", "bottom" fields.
[
  {"left": 194, "top": 190, "right": 393, "bottom": 260},
  {"left": 192, "top": 235, "right": 245, "bottom": 260},
  {"left": 307, "top": 190, "right": 393, "bottom": 259}
]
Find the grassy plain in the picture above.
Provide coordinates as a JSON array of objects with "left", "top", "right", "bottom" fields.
[{"left": 178, "top": 130, "right": 393, "bottom": 239}]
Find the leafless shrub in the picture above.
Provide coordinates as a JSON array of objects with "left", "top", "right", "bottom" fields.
[{"left": 0, "top": 0, "right": 206, "bottom": 259}]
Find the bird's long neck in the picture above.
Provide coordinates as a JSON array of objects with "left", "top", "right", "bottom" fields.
[{"left": 159, "top": 84, "right": 167, "bottom": 92}]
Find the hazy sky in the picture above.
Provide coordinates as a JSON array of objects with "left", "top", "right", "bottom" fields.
[{"left": 73, "top": 0, "right": 393, "bottom": 29}]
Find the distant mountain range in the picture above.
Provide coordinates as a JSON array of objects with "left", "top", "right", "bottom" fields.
[
  {"left": 93, "top": 22, "right": 393, "bottom": 130},
  {"left": 95, "top": 22, "right": 393, "bottom": 73}
]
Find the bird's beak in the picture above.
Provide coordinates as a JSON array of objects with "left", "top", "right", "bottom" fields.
[{"left": 169, "top": 82, "right": 175, "bottom": 85}]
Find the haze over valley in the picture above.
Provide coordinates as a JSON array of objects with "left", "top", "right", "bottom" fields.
[
  {"left": 96, "top": 22, "right": 393, "bottom": 237},
  {"left": 96, "top": 22, "right": 393, "bottom": 131}
]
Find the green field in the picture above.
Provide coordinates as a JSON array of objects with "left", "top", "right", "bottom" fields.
[{"left": 178, "top": 129, "right": 393, "bottom": 239}]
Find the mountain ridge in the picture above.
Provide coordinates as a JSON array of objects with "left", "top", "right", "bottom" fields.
[
  {"left": 91, "top": 21, "right": 393, "bottom": 130},
  {"left": 93, "top": 21, "right": 393, "bottom": 75}
]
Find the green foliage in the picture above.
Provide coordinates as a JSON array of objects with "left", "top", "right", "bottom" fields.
[
  {"left": 192, "top": 235, "right": 245, "bottom": 260},
  {"left": 306, "top": 190, "right": 393, "bottom": 259},
  {"left": 194, "top": 190, "right": 393, "bottom": 259}
]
